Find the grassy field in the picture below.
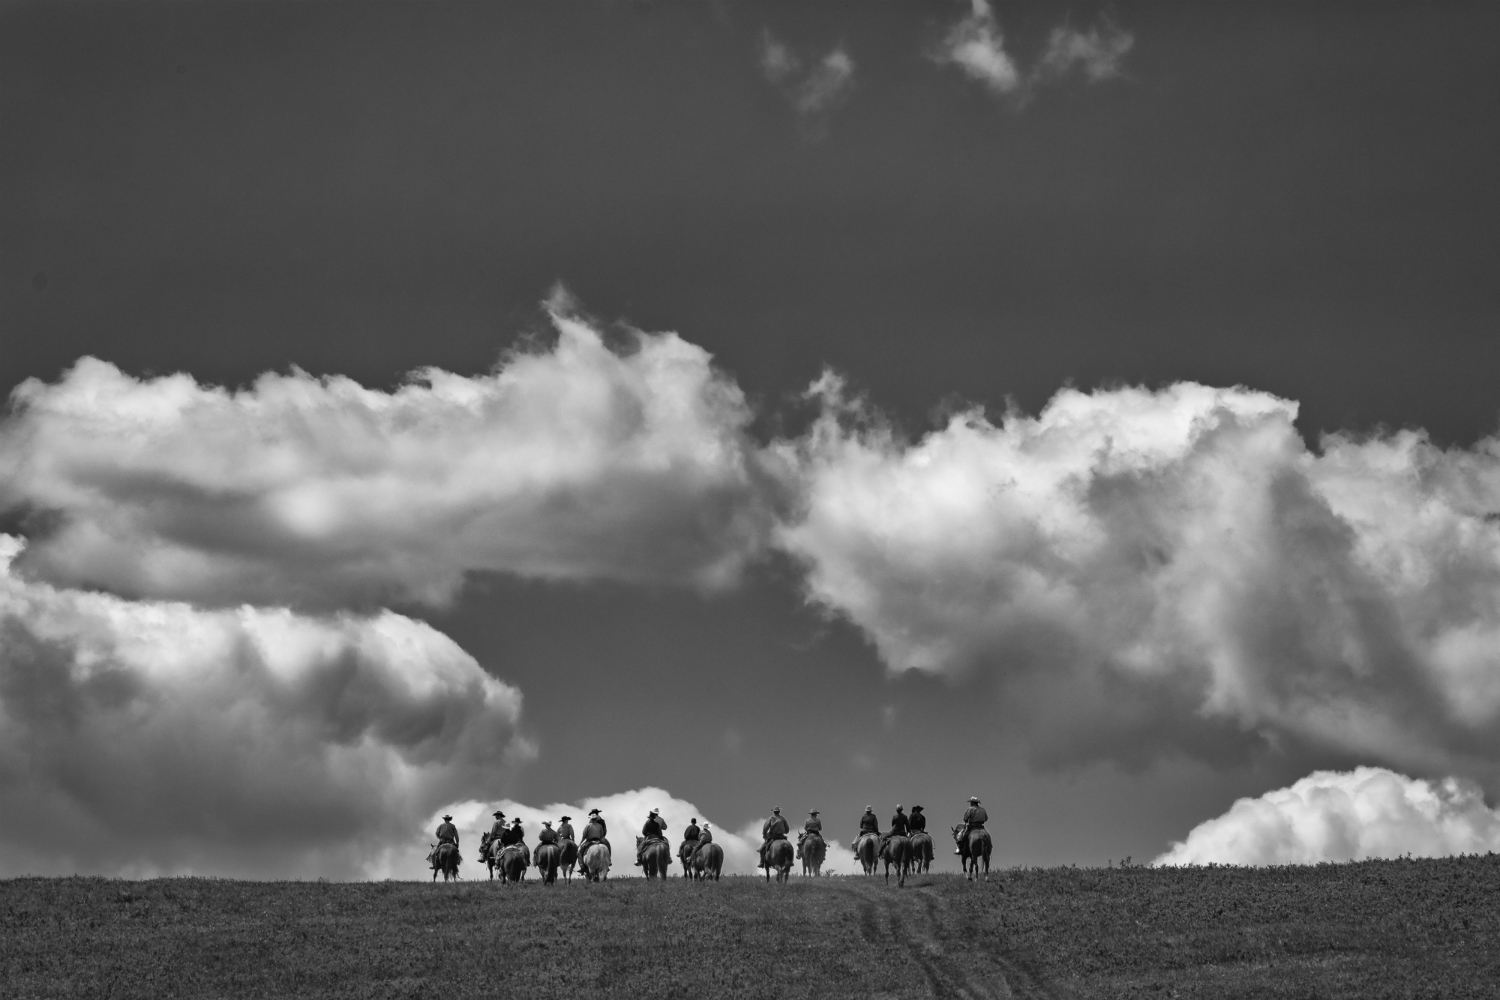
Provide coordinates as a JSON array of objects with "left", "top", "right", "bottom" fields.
[{"left": 3, "top": 855, "right": 1497, "bottom": 998}]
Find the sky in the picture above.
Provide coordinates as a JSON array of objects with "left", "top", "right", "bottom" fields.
[{"left": 3, "top": 0, "right": 1500, "bottom": 879}]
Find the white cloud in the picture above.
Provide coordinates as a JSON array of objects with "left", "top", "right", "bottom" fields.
[
  {"left": 1036, "top": 20, "right": 1134, "bottom": 83},
  {"left": 0, "top": 294, "right": 775, "bottom": 609},
  {"left": 1156, "top": 767, "right": 1500, "bottom": 866},
  {"left": 0, "top": 535, "right": 530, "bottom": 878},
  {"left": 794, "top": 48, "right": 856, "bottom": 118},
  {"left": 776, "top": 376, "right": 1500, "bottom": 774},
  {"left": 933, "top": 0, "right": 1021, "bottom": 95},
  {"left": 759, "top": 30, "right": 856, "bottom": 127},
  {"left": 759, "top": 29, "right": 799, "bottom": 83},
  {"left": 384, "top": 787, "right": 859, "bottom": 879},
  {"left": 933, "top": 3, "right": 1134, "bottom": 100}
]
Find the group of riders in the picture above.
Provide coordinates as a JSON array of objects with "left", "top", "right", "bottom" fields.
[{"left": 429, "top": 796, "right": 992, "bottom": 883}]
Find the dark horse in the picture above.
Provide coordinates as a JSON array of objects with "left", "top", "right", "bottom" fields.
[
  {"left": 558, "top": 840, "right": 578, "bottom": 883},
  {"left": 762, "top": 838, "right": 795, "bottom": 883},
  {"left": 638, "top": 837, "right": 672, "bottom": 879},
  {"left": 678, "top": 838, "right": 698, "bottom": 877},
  {"left": 909, "top": 831, "right": 934, "bottom": 873},
  {"left": 486, "top": 839, "right": 529, "bottom": 881},
  {"left": 882, "top": 834, "right": 911, "bottom": 887},
  {"left": 952, "top": 824, "right": 992, "bottom": 881},
  {"left": 693, "top": 842, "right": 724, "bottom": 881},
  {"left": 535, "top": 843, "right": 561, "bottom": 885},
  {"left": 497, "top": 844, "right": 528, "bottom": 884},
  {"left": 855, "top": 833, "right": 880, "bottom": 875},
  {"left": 800, "top": 832, "right": 826, "bottom": 877},
  {"left": 428, "top": 842, "right": 459, "bottom": 882}
]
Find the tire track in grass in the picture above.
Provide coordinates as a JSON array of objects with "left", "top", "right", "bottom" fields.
[{"left": 836, "top": 878, "right": 1059, "bottom": 1000}]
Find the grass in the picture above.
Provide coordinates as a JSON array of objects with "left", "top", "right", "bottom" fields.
[{"left": 2, "top": 855, "right": 1497, "bottom": 998}]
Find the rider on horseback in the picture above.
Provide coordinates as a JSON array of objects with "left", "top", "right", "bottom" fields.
[
  {"left": 557, "top": 815, "right": 575, "bottom": 843},
  {"left": 881, "top": 805, "right": 910, "bottom": 856},
  {"left": 579, "top": 808, "right": 610, "bottom": 857},
  {"left": 853, "top": 805, "right": 879, "bottom": 856},
  {"left": 433, "top": 813, "right": 461, "bottom": 869},
  {"left": 909, "top": 806, "right": 926, "bottom": 833},
  {"left": 683, "top": 816, "right": 700, "bottom": 844},
  {"left": 797, "top": 809, "right": 822, "bottom": 858},
  {"left": 760, "top": 807, "right": 790, "bottom": 867},
  {"left": 956, "top": 796, "right": 988, "bottom": 854},
  {"left": 697, "top": 822, "right": 713, "bottom": 845},
  {"left": 635, "top": 808, "right": 668, "bottom": 866},
  {"left": 537, "top": 820, "right": 559, "bottom": 845},
  {"left": 500, "top": 816, "right": 530, "bottom": 866},
  {"left": 481, "top": 809, "right": 504, "bottom": 862}
]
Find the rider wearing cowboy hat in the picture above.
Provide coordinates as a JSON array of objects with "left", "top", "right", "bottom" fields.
[
  {"left": 635, "top": 808, "right": 668, "bottom": 865},
  {"left": 760, "top": 807, "right": 790, "bottom": 866},
  {"left": 797, "top": 809, "right": 822, "bottom": 859},
  {"left": 957, "top": 796, "right": 988, "bottom": 854}
]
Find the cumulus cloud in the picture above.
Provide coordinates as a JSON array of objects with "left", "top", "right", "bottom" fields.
[
  {"left": 0, "top": 295, "right": 775, "bottom": 609},
  {"left": 776, "top": 376, "right": 1500, "bottom": 775},
  {"left": 1036, "top": 20, "right": 1134, "bottom": 84},
  {"left": 1156, "top": 767, "right": 1500, "bottom": 866},
  {"left": 759, "top": 30, "right": 856, "bottom": 128},
  {"left": 0, "top": 535, "right": 530, "bottom": 878},
  {"left": 385, "top": 787, "right": 858, "bottom": 879},
  {"left": 932, "top": 0, "right": 1021, "bottom": 95}
]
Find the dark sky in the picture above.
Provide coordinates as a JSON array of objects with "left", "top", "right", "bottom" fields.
[{"left": 3, "top": 1, "right": 1499, "bottom": 874}]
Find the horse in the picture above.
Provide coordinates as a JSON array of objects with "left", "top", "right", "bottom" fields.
[
  {"left": 558, "top": 840, "right": 578, "bottom": 883},
  {"left": 479, "top": 833, "right": 494, "bottom": 879},
  {"left": 762, "top": 838, "right": 794, "bottom": 883},
  {"left": 579, "top": 842, "right": 611, "bottom": 882},
  {"left": 678, "top": 838, "right": 698, "bottom": 878},
  {"left": 428, "top": 842, "right": 459, "bottom": 882},
  {"left": 881, "top": 834, "right": 911, "bottom": 887},
  {"left": 638, "top": 837, "right": 671, "bottom": 879},
  {"left": 693, "top": 842, "right": 724, "bottom": 881},
  {"left": 535, "top": 842, "right": 561, "bottom": 885},
  {"left": 855, "top": 833, "right": 880, "bottom": 875},
  {"left": 498, "top": 844, "right": 528, "bottom": 884},
  {"left": 952, "top": 824, "right": 992, "bottom": 881},
  {"left": 909, "top": 831, "right": 934, "bottom": 873},
  {"left": 800, "top": 832, "right": 826, "bottom": 876}
]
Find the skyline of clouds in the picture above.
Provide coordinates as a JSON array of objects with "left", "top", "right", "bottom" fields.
[
  {"left": 781, "top": 376, "right": 1500, "bottom": 779},
  {"left": 1156, "top": 767, "right": 1500, "bottom": 865},
  {"left": 0, "top": 534, "right": 529, "bottom": 878},
  {"left": 4, "top": 298, "right": 1500, "bottom": 875},
  {"left": 0, "top": 295, "right": 776, "bottom": 610}
]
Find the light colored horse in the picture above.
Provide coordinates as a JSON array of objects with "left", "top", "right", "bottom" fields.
[
  {"left": 535, "top": 842, "right": 561, "bottom": 885},
  {"left": 855, "top": 833, "right": 880, "bottom": 875},
  {"left": 882, "top": 834, "right": 911, "bottom": 887},
  {"left": 693, "top": 842, "right": 724, "bottom": 881},
  {"left": 762, "top": 838, "right": 794, "bottom": 883},
  {"left": 558, "top": 840, "right": 578, "bottom": 883},
  {"left": 909, "top": 831, "right": 934, "bottom": 873},
  {"left": 800, "top": 833, "right": 826, "bottom": 876},
  {"left": 428, "top": 842, "right": 459, "bottom": 882},
  {"left": 638, "top": 837, "right": 671, "bottom": 879},
  {"left": 580, "top": 842, "right": 611, "bottom": 882},
  {"left": 952, "top": 824, "right": 992, "bottom": 881}
]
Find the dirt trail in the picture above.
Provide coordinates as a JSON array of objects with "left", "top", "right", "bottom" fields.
[{"left": 839, "top": 878, "right": 1062, "bottom": 1000}]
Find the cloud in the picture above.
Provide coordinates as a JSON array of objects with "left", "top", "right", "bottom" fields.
[
  {"left": 0, "top": 294, "right": 776, "bottom": 609},
  {"left": 1036, "top": 20, "right": 1134, "bottom": 84},
  {"left": 776, "top": 376, "right": 1500, "bottom": 775},
  {"left": 932, "top": 2, "right": 1133, "bottom": 100},
  {"left": 384, "top": 787, "right": 859, "bottom": 879},
  {"left": 759, "top": 30, "right": 856, "bottom": 127},
  {"left": 1156, "top": 767, "right": 1500, "bottom": 865},
  {"left": 0, "top": 535, "right": 530, "bottom": 878},
  {"left": 932, "top": 0, "right": 1021, "bottom": 95}
]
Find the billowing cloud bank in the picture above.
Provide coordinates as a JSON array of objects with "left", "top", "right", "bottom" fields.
[
  {"left": 384, "top": 787, "right": 857, "bottom": 880},
  {"left": 0, "top": 300, "right": 772, "bottom": 609},
  {"left": 779, "top": 377, "right": 1500, "bottom": 773},
  {"left": 1156, "top": 767, "right": 1500, "bottom": 866},
  {"left": 0, "top": 535, "right": 529, "bottom": 878}
]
